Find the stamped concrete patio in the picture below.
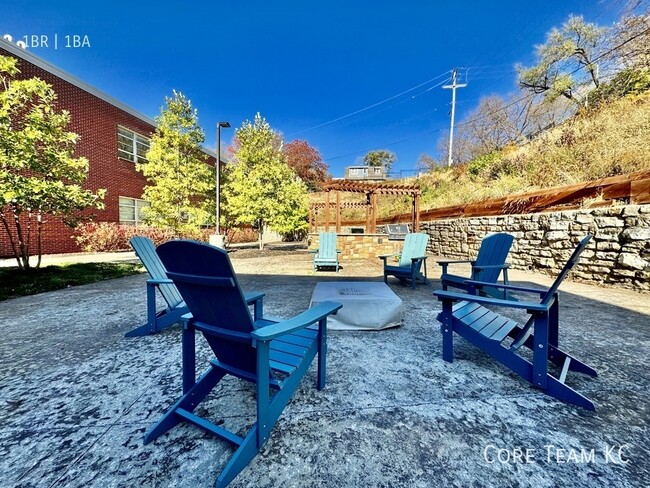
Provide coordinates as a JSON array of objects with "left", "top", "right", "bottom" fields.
[{"left": 0, "top": 248, "right": 649, "bottom": 487}]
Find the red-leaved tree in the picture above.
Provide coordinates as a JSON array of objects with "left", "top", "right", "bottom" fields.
[{"left": 283, "top": 139, "right": 330, "bottom": 191}]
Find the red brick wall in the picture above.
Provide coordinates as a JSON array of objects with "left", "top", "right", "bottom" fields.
[{"left": 0, "top": 46, "right": 215, "bottom": 258}]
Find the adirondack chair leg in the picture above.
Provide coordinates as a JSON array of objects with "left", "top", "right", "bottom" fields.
[
  {"left": 542, "top": 375, "right": 596, "bottom": 411},
  {"left": 217, "top": 428, "right": 261, "bottom": 488},
  {"left": 256, "top": 341, "right": 272, "bottom": 446},
  {"left": 441, "top": 300, "right": 454, "bottom": 363},
  {"left": 548, "top": 297, "right": 559, "bottom": 349},
  {"left": 182, "top": 321, "right": 196, "bottom": 393},
  {"left": 532, "top": 313, "right": 549, "bottom": 390},
  {"left": 317, "top": 319, "right": 327, "bottom": 390},
  {"left": 547, "top": 344, "right": 598, "bottom": 377},
  {"left": 144, "top": 365, "right": 227, "bottom": 444}
]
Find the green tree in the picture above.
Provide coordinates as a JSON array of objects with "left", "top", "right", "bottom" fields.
[
  {"left": 517, "top": 15, "right": 606, "bottom": 105},
  {"left": 138, "top": 91, "right": 213, "bottom": 236},
  {"left": 363, "top": 149, "right": 396, "bottom": 173},
  {"left": 223, "top": 113, "right": 308, "bottom": 249},
  {"left": 0, "top": 55, "right": 104, "bottom": 270}
]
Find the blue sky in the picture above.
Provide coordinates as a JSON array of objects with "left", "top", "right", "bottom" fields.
[{"left": 1, "top": 1, "right": 627, "bottom": 177}]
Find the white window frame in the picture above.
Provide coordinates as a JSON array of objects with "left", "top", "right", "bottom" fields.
[
  {"left": 118, "top": 196, "right": 150, "bottom": 225},
  {"left": 117, "top": 126, "right": 150, "bottom": 163}
]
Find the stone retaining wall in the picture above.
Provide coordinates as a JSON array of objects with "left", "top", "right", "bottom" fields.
[{"left": 421, "top": 204, "right": 650, "bottom": 291}]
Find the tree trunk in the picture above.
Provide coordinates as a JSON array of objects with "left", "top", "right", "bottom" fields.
[
  {"left": 0, "top": 212, "right": 23, "bottom": 270},
  {"left": 11, "top": 206, "right": 30, "bottom": 270},
  {"left": 36, "top": 211, "right": 43, "bottom": 269},
  {"left": 258, "top": 219, "right": 264, "bottom": 250}
]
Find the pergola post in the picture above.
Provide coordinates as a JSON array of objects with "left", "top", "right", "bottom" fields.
[
  {"left": 335, "top": 191, "right": 341, "bottom": 233},
  {"left": 371, "top": 192, "right": 378, "bottom": 233},
  {"left": 325, "top": 191, "right": 330, "bottom": 232},
  {"left": 365, "top": 193, "right": 371, "bottom": 233},
  {"left": 415, "top": 193, "right": 420, "bottom": 231}
]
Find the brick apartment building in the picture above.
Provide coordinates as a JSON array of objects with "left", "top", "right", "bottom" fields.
[{"left": 0, "top": 38, "right": 217, "bottom": 257}]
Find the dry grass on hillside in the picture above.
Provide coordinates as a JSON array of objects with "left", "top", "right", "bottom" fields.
[
  {"left": 310, "top": 92, "right": 650, "bottom": 219},
  {"left": 412, "top": 92, "right": 650, "bottom": 212}
]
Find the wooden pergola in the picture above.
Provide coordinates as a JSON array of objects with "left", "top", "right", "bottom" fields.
[{"left": 310, "top": 181, "right": 421, "bottom": 233}]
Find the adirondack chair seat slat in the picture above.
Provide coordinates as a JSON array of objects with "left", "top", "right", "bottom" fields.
[
  {"left": 434, "top": 235, "right": 598, "bottom": 410},
  {"left": 146, "top": 240, "right": 342, "bottom": 488},
  {"left": 271, "top": 339, "right": 309, "bottom": 358},
  {"left": 381, "top": 233, "right": 429, "bottom": 289},
  {"left": 438, "top": 233, "right": 514, "bottom": 299},
  {"left": 269, "top": 347, "right": 305, "bottom": 370}
]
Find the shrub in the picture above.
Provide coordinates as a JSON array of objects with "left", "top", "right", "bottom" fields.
[
  {"left": 73, "top": 223, "right": 209, "bottom": 252},
  {"left": 73, "top": 222, "right": 258, "bottom": 252}
]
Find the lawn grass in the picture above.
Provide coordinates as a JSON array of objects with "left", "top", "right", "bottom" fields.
[{"left": 0, "top": 262, "right": 145, "bottom": 301}]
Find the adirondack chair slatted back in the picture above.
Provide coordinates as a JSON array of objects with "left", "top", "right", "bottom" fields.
[
  {"left": 540, "top": 235, "right": 592, "bottom": 306},
  {"left": 156, "top": 240, "right": 258, "bottom": 373},
  {"left": 473, "top": 233, "right": 514, "bottom": 283},
  {"left": 319, "top": 232, "right": 337, "bottom": 259},
  {"left": 130, "top": 236, "right": 184, "bottom": 309},
  {"left": 398, "top": 233, "right": 429, "bottom": 267}
]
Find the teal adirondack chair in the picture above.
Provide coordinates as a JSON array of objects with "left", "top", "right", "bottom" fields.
[
  {"left": 437, "top": 232, "right": 514, "bottom": 299},
  {"left": 146, "top": 240, "right": 342, "bottom": 487},
  {"left": 125, "top": 236, "right": 189, "bottom": 337},
  {"left": 311, "top": 232, "right": 341, "bottom": 272},
  {"left": 379, "top": 232, "right": 429, "bottom": 289},
  {"left": 434, "top": 235, "right": 598, "bottom": 410}
]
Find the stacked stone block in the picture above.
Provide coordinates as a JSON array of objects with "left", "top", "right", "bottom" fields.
[
  {"left": 421, "top": 204, "right": 650, "bottom": 291},
  {"left": 308, "top": 233, "right": 401, "bottom": 261}
]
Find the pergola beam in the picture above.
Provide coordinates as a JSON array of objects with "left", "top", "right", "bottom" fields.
[{"left": 312, "top": 181, "right": 422, "bottom": 233}]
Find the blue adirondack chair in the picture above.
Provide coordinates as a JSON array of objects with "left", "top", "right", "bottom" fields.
[
  {"left": 433, "top": 235, "right": 598, "bottom": 410},
  {"left": 145, "top": 240, "right": 342, "bottom": 488},
  {"left": 125, "top": 236, "right": 189, "bottom": 337},
  {"left": 127, "top": 236, "right": 267, "bottom": 338},
  {"left": 379, "top": 232, "right": 429, "bottom": 289},
  {"left": 437, "top": 232, "right": 514, "bottom": 299},
  {"left": 311, "top": 232, "right": 341, "bottom": 272}
]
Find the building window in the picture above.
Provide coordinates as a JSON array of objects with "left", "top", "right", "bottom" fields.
[
  {"left": 119, "top": 196, "right": 150, "bottom": 225},
  {"left": 373, "top": 167, "right": 382, "bottom": 175},
  {"left": 349, "top": 167, "right": 368, "bottom": 177},
  {"left": 117, "top": 126, "right": 150, "bottom": 163}
]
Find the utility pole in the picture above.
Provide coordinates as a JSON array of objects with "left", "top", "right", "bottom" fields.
[{"left": 442, "top": 68, "right": 467, "bottom": 167}]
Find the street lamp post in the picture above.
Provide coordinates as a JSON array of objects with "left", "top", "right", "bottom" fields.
[{"left": 211, "top": 121, "right": 230, "bottom": 248}]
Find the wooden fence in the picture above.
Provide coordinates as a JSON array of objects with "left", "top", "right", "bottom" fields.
[{"left": 378, "top": 170, "right": 650, "bottom": 225}]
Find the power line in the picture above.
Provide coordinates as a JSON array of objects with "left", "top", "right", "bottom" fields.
[{"left": 287, "top": 71, "right": 451, "bottom": 137}]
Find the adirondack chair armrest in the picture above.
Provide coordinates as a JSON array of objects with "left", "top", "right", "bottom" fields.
[
  {"left": 244, "top": 291, "right": 265, "bottom": 319},
  {"left": 410, "top": 255, "right": 428, "bottom": 262},
  {"left": 244, "top": 291, "right": 264, "bottom": 304},
  {"left": 463, "top": 279, "right": 547, "bottom": 296},
  {"left": 473, "top": 263, "right": 510, "bottom": 270},
  {"left": 378, "top": 253, "right": 400, "bottom": 265},
  {"left": 433, "top": 289, "right": 549, "bottom": 311},
  {"left": 436, "top": 259, "right": 474, "bottom": 265},
  {"left": 251, "top": 301, "right": 342, "bottom": 341},
  {"left": 146, "top": 278, "right": 174, "bottom": 286},
  {"left": 437, "top": 259, "right": 473, "bottom": 274}
]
